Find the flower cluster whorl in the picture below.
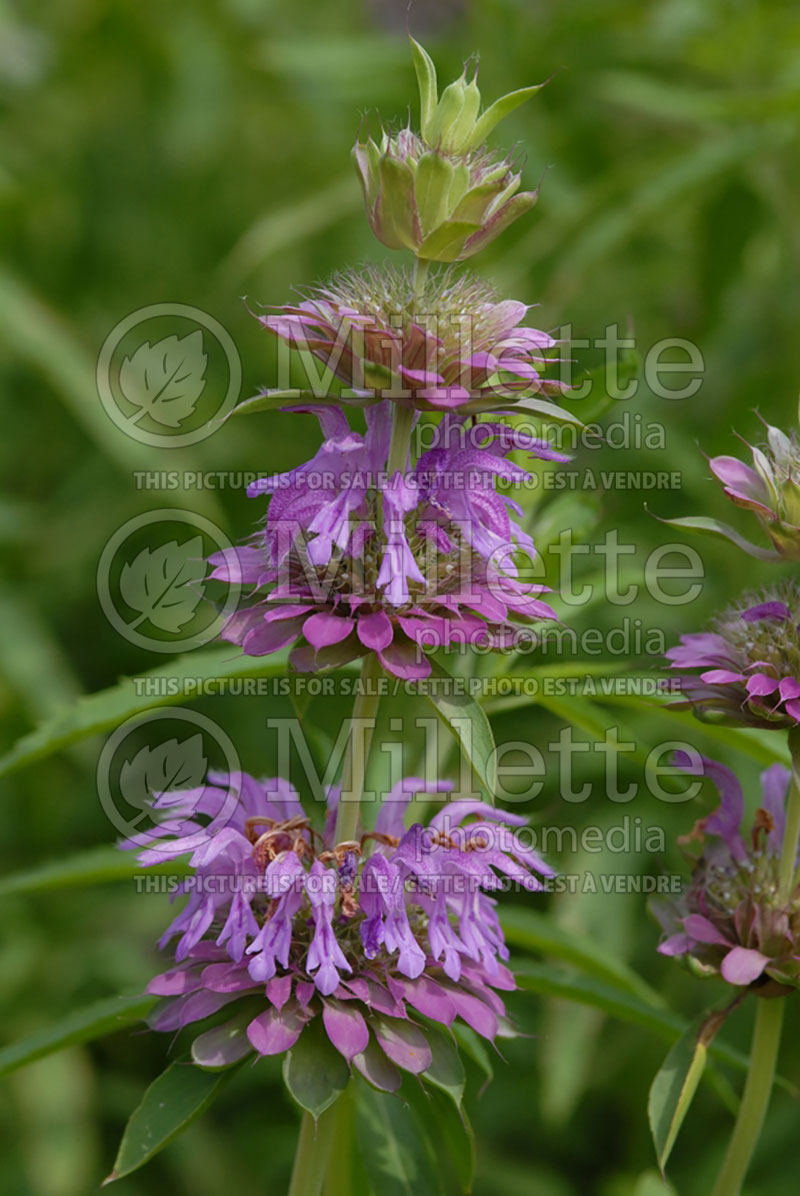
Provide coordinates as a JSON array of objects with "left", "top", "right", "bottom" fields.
[{"left": 123, "top": 772, "right": 552, "bottom": 1080}]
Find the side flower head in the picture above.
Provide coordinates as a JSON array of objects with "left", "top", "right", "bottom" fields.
[
  {"left": 257, "top": 264, "right": 565, "bottom": 414},
  {"left": 353, "top": 38, "right": 545, "bottom": 261},
  {"left": 707, "top": 421, "right": 800, "bottom": 562},
  {"left": 654, "top": 751, "right": 798, "bottom": 990},
  {"left": 122, "top": 771, "right": 552, "bottom": 1082},
  {"left": 210, "top": 402, "right": 566, "bottom": 680},
  {"left": 665, "top": 583, "right": 800, "bottom": 729}
]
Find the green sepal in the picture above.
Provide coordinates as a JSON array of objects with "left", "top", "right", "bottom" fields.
[
  {"left": 417, "top": 219, "right": 483, "bottom": 262},
  {"left": 414, "top": 151, "right": 456, "bottom": 235},
  {"left": 377, "top": 155, "right": 422, "bottom": 250},
  {"left": 466, "top": 82, "right": 546, "bottom": 151},
  {"left": 409, "top": 36, "right": 438, "bottom": 137}
]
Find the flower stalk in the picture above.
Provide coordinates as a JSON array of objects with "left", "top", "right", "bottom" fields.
[
  {"left": 334, "top": 650, "right": 383, "bottom": 844},
  {"left": 288, "top": 1107, "right": 338, "bottom": 1196},
  {"left": 708, "top": 727, "right": 800, "bottom": 1196},
  {"left": 778, "top": 726, "right": 800, "bottom": 901},
  {"left": 710, "top": 996, "right": 785, "bottom": 1196}
]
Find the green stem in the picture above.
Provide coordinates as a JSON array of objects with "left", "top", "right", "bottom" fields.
[
  {"left": 710, "top": 997, "right": 785, "bottom": 1196},
  {"left": 412, "top": 255, "right": 430, "bottom": 304},
  {"left": 386, "top": 401, "right": 416, "bottom": 478},
  {"left": 779, "top": 727, "right": 800, "bottom": 901},
  {"left": 322, "top": 1086, "right": 353, "bottom": 1196},
  {"left": 287, "top": 1106, "right": 338, "bottom": 1196},
  {"left": 334, "top": 651, "right": 382, "bottom": 844}
]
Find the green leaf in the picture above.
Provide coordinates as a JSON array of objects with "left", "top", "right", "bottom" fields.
[
  {"left": 282, "top": 1016, "right": 350, "bottom": 1119},
  {"left": 466, "top": 393, "right": 585, "bottom": 428},
  {"left": 0, "top": 846, "right": 189, "bottom": 898},
  {"left": 420, "top": 1023, "right": 466, "bottom": 1108},
  {"left": 0, "top": 995, "right": 156, "bottom": 1078},
  {"left": 466, "top": 83, "right": 546, "bottom": 151},
  {"left": 634, "top": 1171, "right": 678, "bottom": 1196},
  {"left": 648, "top": 512, "right": 780, "bottom": 562},
  {"left": 513, "top": 961, "right": 798, "bottom": 1095},
  {"left": 104, "top": 1060, "right": 238, "bottom": 1183},
  {"left": 648, "top": 1009, "right": 728, "bottom": 1173},
  {"left": 0, "top": 644, "right": 294, "bottom": 778},
  {"left": 409, "top": 36, "right": 438, "bottom": 134},
  {"left": 231, "top": 389, "right": 378, "bottom": 417},
  {"left": 352, "top": 1075, "right": 439, "bottom": 1196},
  {"left": 404, "top": 1081, "right": 475, "bottom": 1194},
  {"left": 418, "top": 657, "right": 497, "bottom": 798},
  {"left": 500, "top": 906, "right": 665, "bottom": 1007},
  {"left": 452, "top": 1023, "right": 493, "bottom": 1083}
]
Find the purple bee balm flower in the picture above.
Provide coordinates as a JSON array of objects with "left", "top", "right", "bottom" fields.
[
  {"left": 123, "top": 772, "right": 551, "bottom": 1080},
  {"left": 707, "top": 421, "right": 800, "bottom": 562},
  {"left": 665, "top": 583, "right": 800, "bottom": 729},
  {"left": 255, "top": 265, "right": 566, "bottom": 414},
  {"left": 653, "top": 751, "right": 799, "bottom": 990},
  {"left": 210, "top": 403, "right": 563, "bottom": 680}
]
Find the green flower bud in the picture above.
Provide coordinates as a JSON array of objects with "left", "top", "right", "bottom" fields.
[{"left": 351, "top": 38, "right": 546, "bottom": 262}]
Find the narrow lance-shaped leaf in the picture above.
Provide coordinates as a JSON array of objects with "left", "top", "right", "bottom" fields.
[
  {"left": 0, "top": 644, "right": 298, "bottom": 778},
  {"left": 648, "top": 1004, "right": 734, "bottom": 1174},
  {"left": 104, "top": 1060, "right": 240, "bottom": 1184},
  {"left": 649, "top": 511, "right": 780, "bottom": 562},
  {"left": 500, "top": 905, "right": 665, "bottom": 1007},
  {"left": 0, "top": 995, "right": 157, "bottom": 1078},
  {"left": 231, "top": 389, "right": 379, "bottom": 417},
  {"left": 513, "top": 962, "right": 800, "bottom": 1096},
  {"left": 419, "top": 657, "right": 497, "bottom": 798}
]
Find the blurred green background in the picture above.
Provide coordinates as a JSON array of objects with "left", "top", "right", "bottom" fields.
[{"left": 1, "top": 0, "right": 800, "bottom": 1193}]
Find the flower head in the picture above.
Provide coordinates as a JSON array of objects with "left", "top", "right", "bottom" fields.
[
  {"left": 352, "top": 38, "right": 544, "bottom": 261},
  {"left": 654, "top": 751, "right": 798, "bottom": 989},
  {"left": 708, "top": 422, "right": 800, "bottom": 562},
  {"left": 124, "top": 771, "right": 552, "bottom": 1080},
  {"left": 211, "top": 402, "right": 564, "bottom": 680},
  {"left": 257, "top": 264, "right": 565, "bottom": 413},
  {"left": 665, "top": 583, "right": 800, "bottom": 728}
]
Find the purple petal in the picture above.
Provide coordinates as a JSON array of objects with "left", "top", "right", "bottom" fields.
[
  {"left": 741, "top": 602, "right": 792, "bottom": 623},
  {"left": 760, "top": 764, "right": 791, "bottom": 852},
  {"left": 720, "top": 947, "right": 770, "bottom": 985},
  {"left": 387, "top": 976, "right": 456, "bottom": 1026},
  {"left": 683, "top": 914, "right": 731, "bottom": 947},
  {"left": 246, "top": 1003, "right": 307, "bottom": 1056},
  {"left": 658, "top": 933, "right": 690, "bottom": 957},
  {"left": 266, "top": 973, "right": 293, "bottom": 1012},
  {"left": 322, "top": 1000, "right": 370, "bottom": 1062},
  {"left": 356, "top": 609, "right": 394, "bottom": 652},
  {"left": 303, "top": 612, "right": 354, "bottom": 650},
  {"left": 672, "top": 751, "right": 746, "bottom": 862},
  {"left": 700, "top": 669, "right": 746, "bottom": 684},
  {"left": 372, "top": 1015, "right": 433, "bottom": 1074},
  {"left": 746, "top": 674, "right": 780, "bottom": 697}
]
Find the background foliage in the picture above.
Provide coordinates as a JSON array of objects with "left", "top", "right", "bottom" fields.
[{"left": 1, "top": 0, "right": 799, "bottom": 1193}]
